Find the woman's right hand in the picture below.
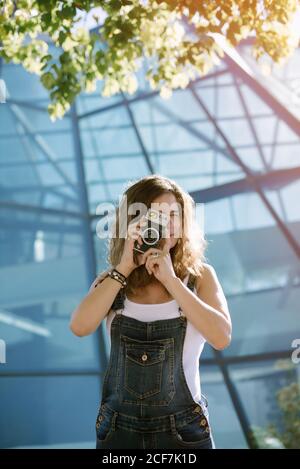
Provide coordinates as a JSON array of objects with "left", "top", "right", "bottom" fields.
[{"left": 117, "top": 216, "right": 147, "bottom": 277}]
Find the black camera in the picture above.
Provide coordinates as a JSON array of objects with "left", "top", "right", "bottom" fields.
[{"left": 133, "top": 209, "right": 169, "bottom": 256}]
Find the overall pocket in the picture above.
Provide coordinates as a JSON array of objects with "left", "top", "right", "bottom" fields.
[
  {"left": 125, "top": 342, "right": 165, "bottom": 398},
  {"left": 118, "top": 335, "right": 175, "bottom": 405},
  {"left": 172, "top": 412, "right": 212, "bottom": 448}
]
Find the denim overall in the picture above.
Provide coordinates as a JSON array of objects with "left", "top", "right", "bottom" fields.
[{"left": 96, "top": 273, "right": 215, "bottom": 449}]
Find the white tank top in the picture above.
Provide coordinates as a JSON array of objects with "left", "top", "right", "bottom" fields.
[{"left": 105, "top": 274, "right": 206, "bottom": 404}]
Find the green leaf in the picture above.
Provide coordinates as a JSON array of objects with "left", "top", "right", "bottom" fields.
[{"left": 41, "top": 71, "right": 56, "bottom": 89}]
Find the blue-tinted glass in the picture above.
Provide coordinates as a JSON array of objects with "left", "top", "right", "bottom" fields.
[
  {"left": 230, "top": 359, "right": 300, "bottom": 448},
  {"left": 0, "top": 375, "right": 101, "bottom": 448},
  {"left": 0, "top": 209, "right": 100, "bottom": 371},
  {"left": 223, "top": 286, "right": 300, "bottom": 357},
  {"left": 0, "top": 33, "right": 299, "bottom": 450},
  {"left": 200, "top": 365, "right": 248, "bottom": 448}
]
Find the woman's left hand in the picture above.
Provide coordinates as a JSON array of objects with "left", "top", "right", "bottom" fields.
[{"left": 141, "top": 239, "right": 177, "bottom": 285}]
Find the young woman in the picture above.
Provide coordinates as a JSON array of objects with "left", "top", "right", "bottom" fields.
[{"left": 70, "top": 174, "right": 232, "bottom": 449}]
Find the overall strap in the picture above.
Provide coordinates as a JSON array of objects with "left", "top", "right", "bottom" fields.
[
  {"left": 177, "top": 272, "right": 196, "bottom": 319},
  {"left": 187, "top": 272, "right": 196, "bottom": 291},
  {"left": 111, "top": 272, "right": 196, "bottom": 312}
]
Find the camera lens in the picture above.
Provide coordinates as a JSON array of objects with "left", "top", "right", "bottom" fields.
[{"left": 142, "top": 227, "right": 159, "bottom": 245}]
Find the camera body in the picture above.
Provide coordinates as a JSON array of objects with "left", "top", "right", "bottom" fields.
[{"left": 133, "top": 209, "right": 169, "bottom": 255}]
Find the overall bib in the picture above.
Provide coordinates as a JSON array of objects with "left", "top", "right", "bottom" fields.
[{"left": 96, "top": 273, "right": 215, "bottom": 449}]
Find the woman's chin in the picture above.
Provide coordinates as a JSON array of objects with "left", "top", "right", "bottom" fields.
[{"left": 170, "top": 237, "right": 178, "bottom": 248}]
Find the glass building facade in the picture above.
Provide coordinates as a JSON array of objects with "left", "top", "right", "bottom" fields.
[{"left": 0, "top": 39, "right": 299, "bottom": 449}]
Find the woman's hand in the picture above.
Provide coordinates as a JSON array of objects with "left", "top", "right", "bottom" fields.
[
  {"left": 141, "top": 236, "right": 177, "bottom": 285},
  {"left": 117, "top": 216, "right": 148, "bottom": 276}
]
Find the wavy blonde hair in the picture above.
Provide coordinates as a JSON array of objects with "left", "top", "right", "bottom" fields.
[{"left": 107, "top": 174, "right": 208, "bottom": 296}]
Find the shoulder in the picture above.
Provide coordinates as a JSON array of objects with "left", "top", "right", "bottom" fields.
[
  {"left": 194, "top": 262, "right": 223, "bottom": 299},
  {"left": 194, "top": 263, "right": 230, "bottom": 315},
  {"left": 201, "top": 262, "right": 216, "bottom": 275},
  {"left": 194, "top": 263, "right": 217, "bottom": 291}
]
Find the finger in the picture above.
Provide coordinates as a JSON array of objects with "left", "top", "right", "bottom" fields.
[
  {"left": 148, "top": 261, "right": 158, "bottom": 276},
  {"left": 146, "top": 255, "right": 155, "bottom": 267},
  {"left": 142, "top": 253, "right": 154, "bottom": 265},
  {"left": 141, "top": 250, "right": 154, "bottom": 264},
  {"left": 137, "top": 255, "right": 144, "bottom": 266},
  {"left": 130, "top": 233, "right": 141, "bottom": 248},
  {"left": 141, "top": 249, "right": 150, "bottom": 264},
  {"left": 145, "top": 258, "right": 153, "bottom": 275},
  {"left": 131, "top": 229, "right": 144, "bottom": 245},
  {"left": 147, "top": 256, "right": 158, "bottom": 271},
  {"left": 143, "top": 247, "right": 162, "bottom": 258}
]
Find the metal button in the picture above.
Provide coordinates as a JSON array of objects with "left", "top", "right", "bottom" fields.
[
  {"left": 141, "top": 354, "right": 148, "bottom": 362},
  {"left": 200, "top": 418, "right": 207, "bottom": 426},
  {"left": 205, "top": 427, "right": 210, "bottom": 433},
  {"left": 96, "top": 422, "right": 100, "bottom": 428},
  {"left": 193, "top": 406, "right": 201, "bottom": 413}
]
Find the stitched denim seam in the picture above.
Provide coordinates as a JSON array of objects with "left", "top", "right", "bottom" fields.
[
  {"left": 101, "top": 404, "right": 204, "bottom": 431},
  {"left": 111, "top": 314, "right": 183, "bottom": 331},
  {"left": 102, "top": 325, "right": 117, "bottom": 390},
  {"left": 118, "top": 336, "right": 175, "bottom": 406},
  {"left": 99, "top": 281, "right": 213, "bottom": 447},
  {"left": 172, "top": 432, "right": 212, "bottom": 447},
  {"left": 96, "top": 412, "right": 117, "bottom": 444},
  {"left": 124, "top": 360, "right": 163, "bottom": 399}
]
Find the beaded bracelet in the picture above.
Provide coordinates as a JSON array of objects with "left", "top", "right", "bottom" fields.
[
  {"left": 113, "top": 268, "right": 126, "bottom": 282},
  {"left": 107, "top": 268, "right": 127, "bottom": 288}
]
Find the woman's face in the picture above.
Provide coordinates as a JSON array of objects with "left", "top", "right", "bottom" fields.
[{"left": 151, "top": 193, "right": 182, "bottom": 250}]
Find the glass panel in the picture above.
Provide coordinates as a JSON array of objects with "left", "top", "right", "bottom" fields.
[
  {"left": 230, "top": 359, "right": 300, "bottom": 449},
  {"left": 0, "top": 375, "right": 100, "bottom": 448},
  {"left": 1, "top": 36, "right": 299, "bottom": 451},
  {"left": 200, "top": 365, "right": 248, "bottom": 448},
  {"left": 206, "top": 195, "right": 298, "bottom": 295},
  {"left": 281, "top": 180, "right": 300, "bottom": 222},
  {"left": 0, "top": 209, "right": 100, "bottom": 372},
  {"left": 223, "top": 286, "right": 300, "bottom": 357}
]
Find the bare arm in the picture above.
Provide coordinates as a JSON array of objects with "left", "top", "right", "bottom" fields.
[
  {"left": 69, "top": 263, "right": 132, "bottom": 337},
  {"left": 165, "top": 263, "right": 232, "bottom": 350},
  {"left": 69, "top": 216, "right": 147, "bottom": 337}
]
